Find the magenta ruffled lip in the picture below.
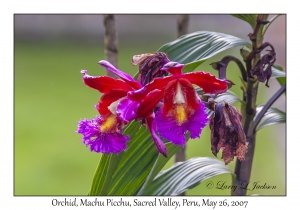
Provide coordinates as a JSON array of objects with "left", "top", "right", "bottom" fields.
[
  {"left": 86, "top": 132, "right": 130, "bottom": 154},
  {"left": 155, "top": 101, "right": 208, "bottom": 146},
  {"left": 77, "top": 116, "right": 130, "bottom": 154}
]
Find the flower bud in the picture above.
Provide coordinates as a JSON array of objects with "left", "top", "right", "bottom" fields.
[{"left": 132, "top": 52, "right": 170, "bottom": 86}]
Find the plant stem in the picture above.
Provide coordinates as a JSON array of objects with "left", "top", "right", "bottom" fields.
[
  {"left": 177, "top": 14, "right": 189, "bottom": 37},
  {"left": 232, "top": 15, "right": 266, "bottom": 196},
  {"left": 232, "top": 78, "right": 258, "bottom": 196},
  {"left": 212, "top": 55, "right": 248, "bottom": 82},
  {"left": 104, "top": 14, "right": 118, "bottom": 79}
]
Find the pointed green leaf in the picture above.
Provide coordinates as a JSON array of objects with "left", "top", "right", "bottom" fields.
[
  {"left": 89, "top": 154, "right": 120, "bottom": 195},
  {"left": 231, "top": 14, "right": 258, "bottom": 29},
  {"left": 271, "top": 64, "right": 286, "bottom": 86},
  {"left": 254, "top": 106, "right": 286, "bottom": 131},
  {"left": 231, "top": 14, "right": 270, "bottom": 40},
  {"left": 240, "top": 47, "right": 251, "bottom": 61},
  {"left": 183, "top": 60, "right": 206, "bottom": 73},
  {"left": 262, "top": 15, "right": 282, "bottom": 35},
  {"left": 137, "top": 143, "right": 182, "bottom": 195},
  {"left": 157, "top": 31, "right": 250, "bottom": 73},
  {"left": 106, "top": 125, "right": 159, "bottom": 195},
  {"left": 214, "top": 90, "right": 241, "bottom": 104},
  {"left": 142, "top": 157, "right": 233, "bottom": 195},
  {"left": 89, "top": 121, "right": 141, "bottom": 195}
]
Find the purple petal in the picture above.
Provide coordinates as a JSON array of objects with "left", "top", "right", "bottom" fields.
[
  {"left": 154, "top": 110, "right": 186, "bottom": 147},
  {"left": 88, "top": 133, "right": 129, "bottom": 154},
  {"left": 155, "top": 101, "right": 208, "bottom": 146},
  {"left": 116, "top": 98, "right": 140, "bottom": 122},
  {"left": 77, "top": 118, "right": 99, "bottom": 139},
  {"left": 77, "top": 116, "right": 130, "bottom": 154},
  {"left": 146, "top": 117, "right": 167, "bottom": 157},
  {"left": 187, "top": 102, "right": 208, "bottom": 139}
]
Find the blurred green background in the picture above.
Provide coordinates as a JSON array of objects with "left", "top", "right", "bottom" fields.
[{"left": 14, "top": 14, "right": 286, "bottom": 195}]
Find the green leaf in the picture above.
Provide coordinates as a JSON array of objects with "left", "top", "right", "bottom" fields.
[
  {"left": 240, "top": 47, "right": 251, "bottom": 61},
  {"left": 106, "top": 124, "right": 159, "bottom": 195},
  {"left": 137, "top": 143, "right": 182, "bottom": 195},
  {"left": 254, "top": 106, "right": 286, "bottom": 131},
  {"left": 157, "top": 31, "right": 250, "bottom": 73},
  {"left": 89, "top": 121, "right": 141, "bottom": 195},
  {"left": 89, "top": 154, "right": 120, "bottom": 195},
  {"left": 231, "top": 14, "right": 258, "bottom": 29},
  {"left": 183, "top": 60, "right": 206, "bottom": 73},
  {"left": 271, "top": 64, "right": 286, "bottom": 86},
  {"left": 231, "top": 14, "right": 272, "bottom": 41},
  {"left": 214, "top": 90, "right": 241, "bottom": 104},
  {"left": 142, "top": 157, "right": 233, "bottom": 195},
  {"left": 262, "top": 15, "right": 281, "bottom": 35}
]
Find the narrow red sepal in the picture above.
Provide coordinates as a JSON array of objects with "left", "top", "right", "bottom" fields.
[{"left": 81, "top": 70, "right": 133, "bottom": 93}]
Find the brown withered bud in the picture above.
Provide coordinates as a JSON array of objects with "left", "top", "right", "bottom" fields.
[
  {"left": 251, "top": 47, "right": 276, "bottom": 87},
  {"left": 132, "top": 52, "right": 170, "bottom": 86},
  {"left": 209, "top": 102, "right": 248, "bottom": 165}
]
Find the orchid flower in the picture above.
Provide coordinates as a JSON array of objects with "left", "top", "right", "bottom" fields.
[
  {"left": 77, "top": 68, "right": 137, "bottom": 155},
  {"left": 128, "top": 61, "right": 228, "bottom": 147},
  {"left": 77, "top": 61, "right": 168, "bottom": 156}
]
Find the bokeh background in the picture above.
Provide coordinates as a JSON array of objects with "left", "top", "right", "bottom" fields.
[{"left": 14, "top": 14, "right": 286, "bottom": 195}]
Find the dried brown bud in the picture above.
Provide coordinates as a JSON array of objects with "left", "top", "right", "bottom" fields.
[
  {"left": 251, "top": 47, "right": 276, "bottom": 87},
  {"left": 132, "top": 52, "right": 170, "bottom": 86},
  {"left": 209, "top": 102, "right": 248, "bottom": 165}
]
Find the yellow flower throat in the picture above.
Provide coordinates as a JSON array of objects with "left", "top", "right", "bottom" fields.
[
  {"left": 99, "top": 115, "right": 117, "bottom": 132},
  {"left": 176, "top": 104, "right": 187, "bottom": 125}
]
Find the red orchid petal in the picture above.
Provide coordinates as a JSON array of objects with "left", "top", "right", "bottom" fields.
[
  {"left": 146, "top": 116, "right": 167, "bottom": 157},
  {"left": 183, "top": 71, "right": 228, "bottom": 94},
  {"left": 97, "top": 89, "right": 128, "bottom": 115},
  {"left": 137, "top": 89, "right": 164, "bottom": 118},
  {"left": 81, "top": 70, "right": 133, "bottom": 93},
  {"left": 165, "top": 65, "right": 184, "bottom": 77},
  {"left": 128, "top": 76, "right": 174, "bottom": 101},
  {"left": 125, "top": 79, "right": 143, "bottom": 90},
  {"left": 98, "top": 60, "right": 142, "bottom": 90},
  {"left": 162, "top": 78, "right": 200, "bottom": 114},
  {"left": 179, "top": 78, "right": 200, "bottom": 110},
  {"left": 162, "top": 80, "right": 177, "bottom": 113}
]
